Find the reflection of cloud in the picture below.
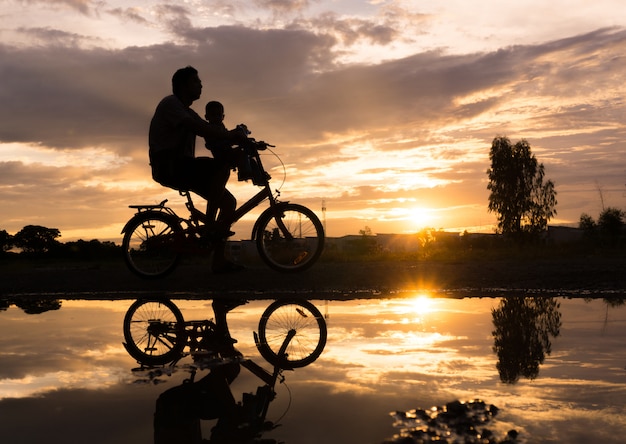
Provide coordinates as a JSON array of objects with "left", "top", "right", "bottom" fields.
[
  {"left": 0, "top": 301, "right": 130, "bottom": 384},
  {"left": 0, "top": 367, "right": 124, "bottom": 399},
  {"left": 1, "top": 298, "right": 626, "bottom": 444},
  {"left": 0, "top": 384, "right": 159, "bottom": 444}
]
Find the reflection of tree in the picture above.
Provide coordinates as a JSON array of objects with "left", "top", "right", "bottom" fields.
[
  {"left": 597, "top": 297, "right": 626, "bottom": 335},
  {"left": 0, "top": 298, "right": 62, "bottom": 314},
  {"left": 603, "top": 297, "right": 626, "bottom": 307},
  {"left": 0, "top": 299, "right": 10, "bottom": 311},
  {"left": 15, "top": 299, "right": 62, "bottom": 314},
  {"left": 491, "top": 297, "right": 562, "bottom": 384}
]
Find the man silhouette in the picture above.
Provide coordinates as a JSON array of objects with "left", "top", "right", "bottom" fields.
[{"left": 149, "top": 66, "right": 247, "bottom": 273}]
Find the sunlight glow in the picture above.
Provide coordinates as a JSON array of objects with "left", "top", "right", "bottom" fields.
[{"left": 390, "top": 295, "right": 436, "bottom": 319}]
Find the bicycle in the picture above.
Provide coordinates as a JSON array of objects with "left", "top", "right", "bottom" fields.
[
  {"left": 122, "top": 298, "right": 328, "bottom": 369},
  {"left": 121, "top": 137, "right": 325, "bottom": 279}
]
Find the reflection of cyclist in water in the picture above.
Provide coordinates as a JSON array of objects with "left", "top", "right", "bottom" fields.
[{"left": 153, "top": 299, "right": 247, "bottom": 444}]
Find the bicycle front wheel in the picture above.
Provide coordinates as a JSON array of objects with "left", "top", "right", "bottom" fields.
[
  {"left": 122, "top": 212, "right": 182, "bottom": 279},
  {"left": 123, "top": 299, "right": 186, "bottom": 366},
  {"left": 255, "top": 204, "right": 324, "bottom": 272},
  {"left": 256, "top": 299, "right": 327, "bottom": 368}
]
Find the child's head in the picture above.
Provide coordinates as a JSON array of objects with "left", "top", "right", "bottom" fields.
[{"left": 205, "top": 101, "right": 224, "bottom": 123}]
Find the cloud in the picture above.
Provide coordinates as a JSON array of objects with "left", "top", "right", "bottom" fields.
[
  {"left": 18, "top": 0, "right": 94, "bottom": 15},
  {"left": 14, "top": 26, "right": 103, "bottom": 47},
  {"left": 0, "top": 22, "right": 625, "bottom": 237},
  {"left": 254, "top": 0, "right": 310, "bottom": 14},
  {"left": 300, "top": 12, "right": 399, "bottom": 46},
  {"left": 2, "top": 25, "right": 624, "bottom": 150},
  {"left": 106, "top": 6, "right": 151, "bottom": 25}
]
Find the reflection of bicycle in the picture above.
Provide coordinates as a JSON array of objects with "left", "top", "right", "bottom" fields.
[
  {"left": 121, "top": 139, "right": 325, "bottom": 279},
  {"left": 122, "top": 298, "right": 327, "bottom": 369},
  {"left": 136, "top": 299, "right": 326, "bottom": 443}
]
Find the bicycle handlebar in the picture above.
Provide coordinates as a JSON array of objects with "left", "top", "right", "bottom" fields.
[
  {"left": 236, "top": 124, "right": 275, "bottom": 151},
  {"left": 255, "top": 140, "right": 275, "bottom": 150}
]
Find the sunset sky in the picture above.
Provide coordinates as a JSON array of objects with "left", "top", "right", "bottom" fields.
[{"left": 1, "top": 0, "right": 625, "bottom": 242}]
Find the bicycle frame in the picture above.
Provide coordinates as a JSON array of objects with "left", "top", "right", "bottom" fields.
[{"left": 129, "top": 145, "right": 291, "bottom": 240}]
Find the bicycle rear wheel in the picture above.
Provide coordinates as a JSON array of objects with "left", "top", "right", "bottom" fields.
[
  {"left": 123, "top": 299, "right": 186, "bottom": 366},
  {"left": 122, "top": 212, "right": 182, "bottom": 279},
  {"left": 255, "top": 203, "right": 325, "bottom": 273},
  {"left": 256, "top": 299, "right": 327, "bottom": 368}
]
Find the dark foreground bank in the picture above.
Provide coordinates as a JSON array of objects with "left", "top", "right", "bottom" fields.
[{"left": 2, "top": 255, "right": 625, "bottom": 299}]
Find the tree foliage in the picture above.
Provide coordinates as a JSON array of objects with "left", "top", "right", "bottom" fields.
[
  {"left": 13, "top": 225, "right": 62, "bottom": 254},
  {"left": 487, "top": 137, "right": 557, "bottom": 240},
  {"left": 0, "top": 229, "right": 13, "bottom": 252},
  {"left": 579, "top": 207, "right": 624, "bottom": 246},
  {"left": 598, "top": 207, "right": 624, "bottom": 239},
  {"left": 2, "top": 224, "right": 121, "bottom": 259},
  {"left": 348, "top": 226, "right": 380, "bottom": 255},
  {"left": 579, "top": 213, "right": 596, "bottom": 232}
]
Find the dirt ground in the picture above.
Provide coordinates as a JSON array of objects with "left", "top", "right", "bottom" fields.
[{"left": 3, "top": 255, "right": 626, "bottom": 300}]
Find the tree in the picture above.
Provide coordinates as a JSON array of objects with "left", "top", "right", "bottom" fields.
[
  {"left": 579, "top": 208, "right": 624, "bottom": 246},
  {"left": 579, "top": 213, "right": 597, "bottom": 241},
  {"left": 0, "top": 229, "right": 13, "bottom": 252},
  {"left": 13, "top": 225, "right": 62, "bottom": 254},
  {"left": 598, "top": 207, "right": 624, "bottom": 242},
  {"left": 349, "top": 226, "right": 379, "bottom": 255},
  {"left": 486, "top": 137, "right": 557, "bottom": 239},
  {"left": 579, "top": 213, "right": 596, "bottom": 232}
]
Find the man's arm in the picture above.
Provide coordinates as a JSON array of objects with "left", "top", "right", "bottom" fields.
[{"left": 182, "top": 112, "right": 248, "bottom": 143}]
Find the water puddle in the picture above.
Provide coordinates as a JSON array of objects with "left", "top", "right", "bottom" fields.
[{"left": 0, "top": 294, "right": 624, "bottom": 443}]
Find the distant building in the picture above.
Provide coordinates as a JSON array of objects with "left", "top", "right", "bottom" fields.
[
  {"left": 224, "top": 226, "right": 583, "bottom": 257},
  {"left": 547, "top": 226, "right": 583, "bottom": 243}
]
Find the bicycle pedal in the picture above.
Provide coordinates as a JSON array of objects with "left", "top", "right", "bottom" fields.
[
  {"left": 263, "top": 420, "right": 279, "bottom": 431},
  {"left": 293, "top": 251, "right": 308, "bottom": 264}
]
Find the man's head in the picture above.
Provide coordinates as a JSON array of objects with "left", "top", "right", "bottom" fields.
[{"left": 172, "top": 66, "right": 202, "bottom": 104}]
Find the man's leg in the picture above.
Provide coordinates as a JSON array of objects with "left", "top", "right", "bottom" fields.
[
  {"left": 189, "top": 158, "right": 242, "bottom": 272},
  {"left": 189, "top": 158, "right": 232, "bottom": 233},
  {"left": 211, "top": 298, "right": 247, "bottom": 350}
]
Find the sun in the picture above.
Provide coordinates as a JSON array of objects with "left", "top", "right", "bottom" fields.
[{"left": 407, "top": 207, "right": 434, "bottom": 229}]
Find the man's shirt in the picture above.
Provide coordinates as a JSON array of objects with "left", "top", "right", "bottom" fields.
[{"left": 149, "top": 95, "right": 200, "bottom": 158}]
